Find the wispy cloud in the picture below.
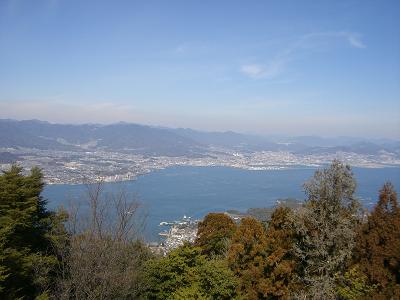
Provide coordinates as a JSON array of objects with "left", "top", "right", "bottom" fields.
[
  {"left": 300, "top": 31, "right": 366, "bottom": 49},
  {"left": 346, "top": 34, "right": 366, "bottom": 49},
  {"left": 240, "top": 31, "right": 366, "bottom": 80},
  {"left": 240, "top": 60, "right": 285, "bottom": 79},
  {"left": 240, "top": 64, "right": 264, "bottom": 78}
]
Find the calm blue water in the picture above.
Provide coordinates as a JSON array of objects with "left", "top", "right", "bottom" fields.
[{"left": 43, "top": 166, "right": 400, "bottom": 241}]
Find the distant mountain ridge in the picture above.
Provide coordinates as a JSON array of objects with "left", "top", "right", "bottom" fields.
[
  {"left": 0, "top": 119, "right": 203, "bottom": 156},
  {"left": 0, "top": 119, "right": 398, "bottom": 157}
]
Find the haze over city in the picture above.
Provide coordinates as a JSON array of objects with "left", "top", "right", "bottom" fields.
[{"left": 0, "top": 0, "right": 399, "bottom": 138}]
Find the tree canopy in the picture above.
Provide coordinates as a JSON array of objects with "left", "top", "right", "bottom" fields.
[
  {"left": 291, "top": 160, "right": 361, "bottom": 299},
  {"left": 195, "top": 212, "right": 236, "bottom": 257},
  {"left": 354, "top": 182, "right": 400, "bottom": 299},
  {"left": 0, "top": 165, "right": 66, "bottom": 299},
  {"left": 139, "top": 243, "right": 239, "bottom": 299},
  {"left": 1, "top": 162, "right": 399, "bottom": 300},
  {"left": 262, "top": 206, "right": 297, "bottom": 298},
  {"left": 227, "top": 217, "right": 268, "bottom": 299}
]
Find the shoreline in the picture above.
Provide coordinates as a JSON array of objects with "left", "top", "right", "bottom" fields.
[{"left": 43, "top": 163, "right": 400, "bottom": 185}]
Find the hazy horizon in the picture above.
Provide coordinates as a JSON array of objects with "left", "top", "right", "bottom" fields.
[
  {"left": 1, "top": 0, "right": 399, "bottom": 138},
  {"left": 2, "top": 117, "right": 400, "bottom": 141}
]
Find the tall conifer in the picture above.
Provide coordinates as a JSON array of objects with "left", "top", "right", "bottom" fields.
[
  {"left": 0, "top": 165, "right": 65, "bottom": 299},
  {"left": 354, "top": 182, "right": 400, "bottom": 299}
]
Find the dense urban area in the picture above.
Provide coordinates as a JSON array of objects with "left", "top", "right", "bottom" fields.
[{"left": 1, "top": 146, "right": 399, "bottom": 184}]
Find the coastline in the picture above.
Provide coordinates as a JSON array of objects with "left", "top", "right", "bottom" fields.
[
  {"left": 43, "top": 162, "right": 400, "bottom": 185},
  {"left": 43, "top": 166, "right": 400, "bottom": 241}
]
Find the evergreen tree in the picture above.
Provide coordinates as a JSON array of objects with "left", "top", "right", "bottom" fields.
[
  {"left": 140, "top": 243, "right": 239, "bottom": 299},
  {"left": 227, "top": 217, "right": 268, "bottom": 299},
  {"left": 263, "top": 206, "right": 297, "bottom": 299},
  {"left": 336, "top": 265, "right": 377, "bottom": 300},
  {"left": 291, "top": 160, "right": 361, "bottom": 299},
  {"left": 195, "top": 212, "right": 236, "bottom": 257},
  {"left": 354, "top": 182, "right": 400, "bottom": 299},
  {"left": 227, "top": 208, "right": 298, "bottom": 299},
  {"left": 0, "top": 165, "right": 66, "bottom": 299}
]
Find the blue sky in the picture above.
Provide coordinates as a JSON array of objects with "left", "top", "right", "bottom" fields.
[{"left": 0, "top": 0, "right": 399, "bottom": 138}]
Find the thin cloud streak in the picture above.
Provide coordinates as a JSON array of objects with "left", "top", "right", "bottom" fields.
[
  {"left": 240, "top": 64, "right": 264, "bottom": 78},
  {"left": 347, "top": 34, "right": 366, "bottom": 49},
  {"left": 240, "top": 60, "right": 285, "bottom": 79},
  {"left": 240, "top": 31, "right": 366, "bottom": 79},
  {"left": 301, "top": 31, "right": 366, "bottom": 49}
]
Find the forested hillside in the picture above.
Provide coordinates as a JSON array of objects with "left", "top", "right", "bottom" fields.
[{"left": 0, "top": 161, "right": 399, "bottom": 299}]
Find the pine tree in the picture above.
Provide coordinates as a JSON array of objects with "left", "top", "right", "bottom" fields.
[{"left": 0, "top": 165, "right": 66, "bottom": 299}]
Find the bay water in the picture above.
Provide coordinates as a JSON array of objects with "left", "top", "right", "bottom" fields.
[{"left": 43, "top": 166, "right": 400, "bottom": 241}]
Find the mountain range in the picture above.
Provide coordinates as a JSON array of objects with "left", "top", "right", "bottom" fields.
[{"left": 0, "top": 119, "right": 399, "bottom": 157}]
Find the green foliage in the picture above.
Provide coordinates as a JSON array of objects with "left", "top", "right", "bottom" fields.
[
  {"left": 196, "top": 259, "right": 239, "bottom": 299},
  {"left": 34, "top": 291, "right": 50, "bottom": 300},
  {"left": 140, "top": 243, "right": 239, "bottom": 299},
  {"left": 2, "top": 161, "right": 398, "bottom": 300},
  {"left": 0, "top": 165, "right": 67, "bottom": 299},
  {"left": 0, "top": 267, "right": 7, "bottom": 293},
  {"left": 171, "top": 284, "right": 210, "bottom": 300},
  {"left": 170, "top": 260, "right": 240, "bottom": 300},
  {"left": 291, "top": 160, "right": 361, "bottom": 299},
  {"left": 336, "top": 265, "right": 377, "bottom": 300},
  {"left": 195, "top": 213, "right": 236, "bottom": 257},
  {"left": 140, "top": 243, "right": 203, "bottom": 299}
]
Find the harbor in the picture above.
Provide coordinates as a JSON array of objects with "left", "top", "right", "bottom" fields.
[{"left": 149, "top": 215, "right": 200, "bottom": 255}]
